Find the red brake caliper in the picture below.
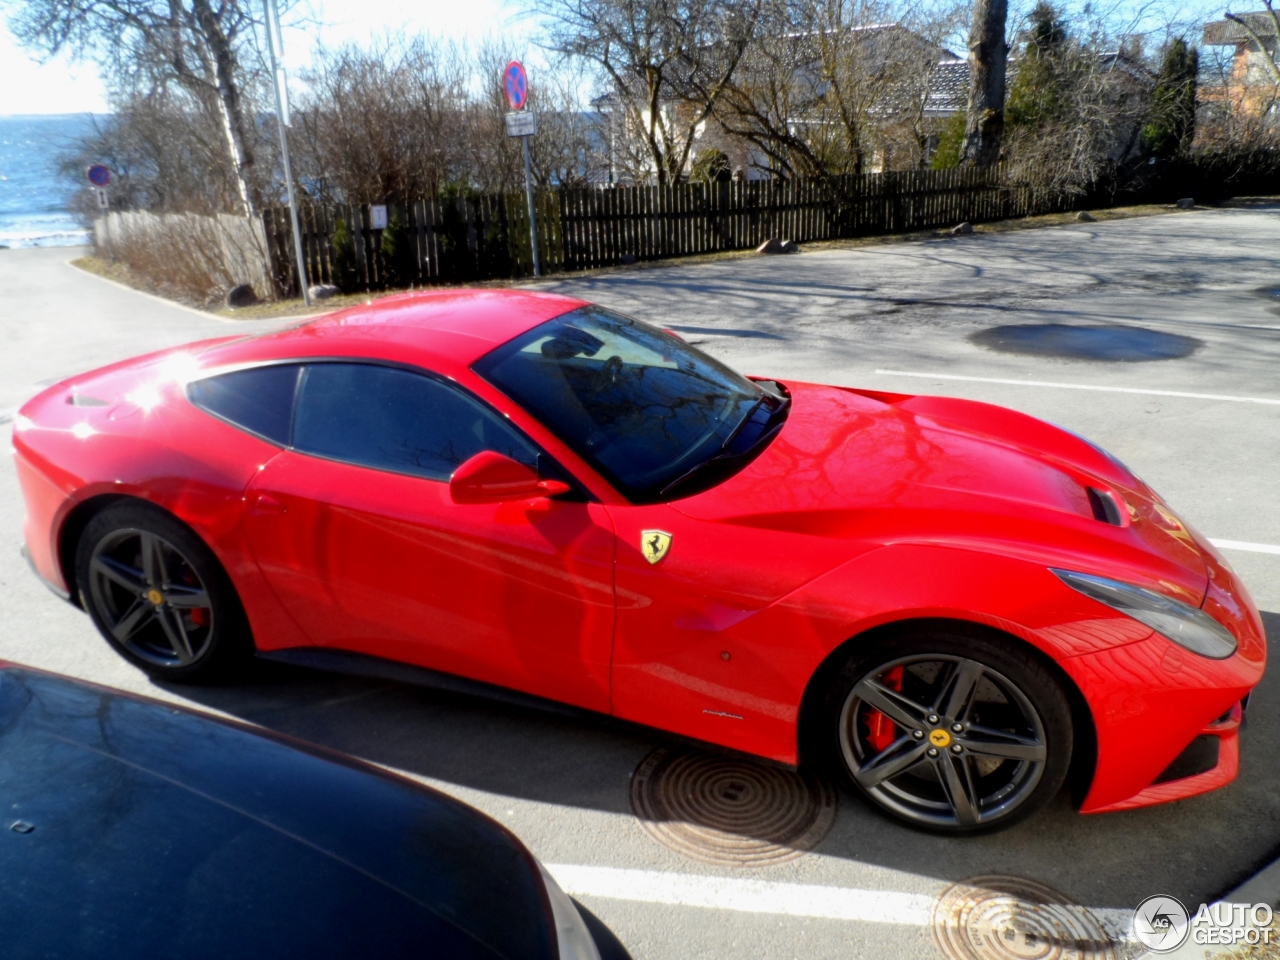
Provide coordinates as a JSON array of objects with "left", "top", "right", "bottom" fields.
[{"left": 863, "top": 665, "right": 904, "bottom": 753}]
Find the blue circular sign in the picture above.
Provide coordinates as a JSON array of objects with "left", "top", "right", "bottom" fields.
[
  {"left": 87, "top": 164, "right": 111, "bottom": 187},
  {"left": 504, "top": 61, "right": 528, "bottom": 111}
]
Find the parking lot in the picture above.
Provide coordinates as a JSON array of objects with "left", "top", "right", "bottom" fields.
[{"left": 2, "top": 205, "right": 1278, "bottom": 959}]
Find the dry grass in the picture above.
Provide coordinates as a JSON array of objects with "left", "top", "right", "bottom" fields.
[
  {"left": 93, "top": 211, "right": 273, "bottom": 307},
  {"left": 1220, "top": 917, "right": 1280, "bottom": 959}
]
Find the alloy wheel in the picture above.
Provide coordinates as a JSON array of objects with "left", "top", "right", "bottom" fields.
[
  {"left": 86, "top": 528, "right": 216, "bottom": 668},
  {"left": 838, "top": 654, "right": 1049, "bottom": 829}
]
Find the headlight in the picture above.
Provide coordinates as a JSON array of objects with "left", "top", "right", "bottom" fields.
[
  {"left": 1053, "top": 569, "right": 1237, "bottom": 660},
  {"left": 537, "top": 863, "right": 602, "bottom": 960}
]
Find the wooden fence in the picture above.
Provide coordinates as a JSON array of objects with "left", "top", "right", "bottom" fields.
[{"left": 262, "top": 166, "right": 1073, "bottom": 296}]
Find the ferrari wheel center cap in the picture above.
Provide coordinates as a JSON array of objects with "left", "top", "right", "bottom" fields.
[
  {"left": 146, "top": 588, "right": 164, "bottom": 606},
  {"left": 928, "top": 728, "right": 952, "bottom": 748}
]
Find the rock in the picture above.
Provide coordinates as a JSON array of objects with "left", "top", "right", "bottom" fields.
[
  {"left": 225, "top": 283, "right": 259, "bottom": 308},
  {"left": 619, "top": 253, "right": 637, "bottom": 265},
  {"left": 308, "top": 284, "right": 341, "bottom": 300},
  {"left": 1076, "top": 210, "right": 1096, "bottom": 222},
  {"left": 1176, "top": 197, "right": 1196, "bottom": 209},
  {"left": 950, "top": 221, "right": 974, "bottom": 235},
  {"left": 756, "top": 237, "right": 800, "bottom": 254}
]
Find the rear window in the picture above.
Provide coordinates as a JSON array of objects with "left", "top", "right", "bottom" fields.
[{"left": 187, "top": 364, "right": 301, "bottom": 445}]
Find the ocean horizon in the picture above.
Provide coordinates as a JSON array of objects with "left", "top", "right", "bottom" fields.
[{"left": 0, "top": 113, "right": 105, "bottom": 249}]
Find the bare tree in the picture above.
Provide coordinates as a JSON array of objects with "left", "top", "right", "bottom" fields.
[
  {"left": 960, "top": 0, "right": 1008, "bottom": 166},
  {"left": 59, "top": 91, "right": 251, "bottom": 218},
  {"left": 7, "top": 0, "right": 274, "bottom": 215},
  {"left": 542, "top": 0, "right": 763, "bottom": 183},
  {"left": 293, "top": 37, "right": 473, "bottom": 201},
  {"left": 707, "top": 0, "right": 963, "bottom": 177}
]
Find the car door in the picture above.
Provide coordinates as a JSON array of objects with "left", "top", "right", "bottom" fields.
[
  {"left": 605, "top": 502, "right": 852, "bottom": 759},
  {"left": 239, "top": 361, "right": 616, "bottom": 713}
]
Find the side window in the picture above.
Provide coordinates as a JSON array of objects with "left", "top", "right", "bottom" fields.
[
  {"left": 292, "top": 363, "right": 539, "bottom": 481},
  {"left": 187, "top": 364, "right": 301, "bottom": 445}
]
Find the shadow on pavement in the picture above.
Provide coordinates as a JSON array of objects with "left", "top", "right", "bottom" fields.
[{"left": 166, "top": 611, "right": 1279, "bottom": 912}]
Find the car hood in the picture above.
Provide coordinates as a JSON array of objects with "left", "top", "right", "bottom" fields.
[
  {"left": 673, "top": 381, "right": 1211, "bottom": 606},
  {"left": 0, "top": 665, "right": 556, "bottom": 960}
]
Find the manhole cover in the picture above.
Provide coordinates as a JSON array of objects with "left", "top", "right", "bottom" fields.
[
  {"left": 970, "top": 324, "right": 1201, "bottom": 361},
  {"left": 933, "top": 876, "right": 1118, "bottom": 960},
  {"left": 630, "top": 746, "right": 837, "bottom": 866}
]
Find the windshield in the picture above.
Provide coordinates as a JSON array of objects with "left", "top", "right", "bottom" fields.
[{"left": 473, "top": 306, "right": 779, "bottom": 501}]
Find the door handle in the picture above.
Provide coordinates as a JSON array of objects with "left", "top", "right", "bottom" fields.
[{"left": 248, "top": 493, "right": 287, "bottom": 515}]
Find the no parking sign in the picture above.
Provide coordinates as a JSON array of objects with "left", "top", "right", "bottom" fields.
[{"left": 503, "top": 61, "right": 528, "bottom": 111}]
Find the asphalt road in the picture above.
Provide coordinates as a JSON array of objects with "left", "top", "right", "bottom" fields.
[{"left": 2, "top": 208, "right": 1279, "bottom": 960}]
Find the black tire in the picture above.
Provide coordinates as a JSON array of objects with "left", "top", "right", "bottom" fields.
[
  {"left": 75, "top": 500, "right": 252, "bottom": 683},
  {"left": 819, "top": 626, "right": 1073, "bottom": 834}
]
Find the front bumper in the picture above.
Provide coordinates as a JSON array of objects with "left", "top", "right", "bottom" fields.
[
  {"left": 1085, "top": 701, "right": 1243, "bottom": 814},
  {"left": 1061, "top": 608, "right": 1264, "bottom": 813}
]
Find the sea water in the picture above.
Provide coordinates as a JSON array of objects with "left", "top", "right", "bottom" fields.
[{"left": 0, "top": 114, "right": 99, "bottom": 248}]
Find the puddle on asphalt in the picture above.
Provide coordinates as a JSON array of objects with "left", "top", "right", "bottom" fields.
[{"left": 970, "top": 323, "right": 1202, "bottom": 361}]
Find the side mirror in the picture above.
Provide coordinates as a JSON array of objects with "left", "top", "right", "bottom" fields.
[{"left": 450, "top": 451, "right": 571, "bottom": 504}]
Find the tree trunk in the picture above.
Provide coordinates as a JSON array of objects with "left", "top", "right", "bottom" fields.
[
  {"left": 960, "top": 0, "right": 1008, "bottom": 168},
  {"left": 191, "top": 0, "right": 259, "bottom": 215}
]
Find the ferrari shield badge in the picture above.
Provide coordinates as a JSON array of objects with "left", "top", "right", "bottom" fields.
[{"left": 641, "top": 530, "right": 672, "bottom": 565}]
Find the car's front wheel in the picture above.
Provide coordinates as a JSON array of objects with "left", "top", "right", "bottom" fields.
[
  {"left": 821, "top": 628, "right": 1073, "bottom": 834},
  {"left": 75, "top": 501, "right": 252, "bottom": 682}
]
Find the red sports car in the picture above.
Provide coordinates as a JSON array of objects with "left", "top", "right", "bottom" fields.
[{"left": 13, "top": 290, "right": 1264, "bottom": 833}]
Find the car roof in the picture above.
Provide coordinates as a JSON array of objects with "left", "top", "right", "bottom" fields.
[
  {"left": 203, "top": 288, "right": 590, "bottom": 374},
  {"left": 0, "top": 663, "right": 556, "bottom": 959}
]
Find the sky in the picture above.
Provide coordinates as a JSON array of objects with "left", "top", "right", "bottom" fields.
[
  {"left": 0, "top": 0, "right": 532, "bottom": 116},
  {"left": 0, "top": 0, "right": 1239, "bottom": 116}
]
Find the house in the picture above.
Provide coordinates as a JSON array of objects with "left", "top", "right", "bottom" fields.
[{"left": 1202, "top": 12, "right": 1280, "bottom": 122}]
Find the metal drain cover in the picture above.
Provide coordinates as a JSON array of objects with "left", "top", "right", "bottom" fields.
[
  {"left": 629, "top": 746, "right": 837, "bottom": 866},
  {"left": 933, "top": 876, "right": 1118, "bottom": 960}
]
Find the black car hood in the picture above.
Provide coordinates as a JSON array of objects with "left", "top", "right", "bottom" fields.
[{"left": 0, "top": 666, "right": 555, "bottom": 960}]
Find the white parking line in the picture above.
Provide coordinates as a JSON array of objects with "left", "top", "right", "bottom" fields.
[
  {"left": 546, "top": 864, "right": 1138, "bottom": 940},
  {"left": 545, "top": 864, "right": 935, "bottom": 924},
  {"left": 1209, "top": 539, "right": 1280, "bottom": 556},
  {"left": 873, "top": 370, "right": 1280, "bottom": 406}
]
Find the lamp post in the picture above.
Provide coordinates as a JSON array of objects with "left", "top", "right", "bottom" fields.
[{"left": 264, "top": 0, "right": 310, "bottom": 306}]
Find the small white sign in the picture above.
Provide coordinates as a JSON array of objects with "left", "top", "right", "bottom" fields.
[
  {"left": 370, "top": 204, "right": 388, "bottom": 229},
  {"left": 96, "top": 188, "right": 109, "bottom": 210},
  {"left": 505, "top": 111, "right": 537, "bottom": 138}
]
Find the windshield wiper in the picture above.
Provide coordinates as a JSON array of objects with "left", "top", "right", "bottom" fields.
[{"left": 658, "top": 395, "right": 790, "bottom": 499}]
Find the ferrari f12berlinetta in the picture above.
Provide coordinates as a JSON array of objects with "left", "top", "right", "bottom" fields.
[{"left": 14, "top": 290, "right": 1264, "bottom": 832}]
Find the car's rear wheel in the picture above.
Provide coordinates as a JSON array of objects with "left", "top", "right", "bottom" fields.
[
  {"left": 75, "top": 502, "right": 251, "bottom": 682},
  {"left": 821, "top": 628, "right": 1073, "bottom": 834}
]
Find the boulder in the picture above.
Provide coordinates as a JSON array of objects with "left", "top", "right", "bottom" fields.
[
  {"left": 950, "top": 221, "right": 974, "bottom": 235},
  {"left": 224, "top": 283, "right": 259, "bottom": 309},
  {"left": 619, "top": 253, "right": 638, "bottom": 265},
  {"left": 308, "top": 284, "right": 341, "bottom": 301},
  {"left": 1176, "top": 197, "right": 1196, "bottom": 209},
  {"left": 757, "top": 237, "right": 800, "bottom": 255},
  {"left": 1076, "top": 210, "right": 1097, "bottom": 222}
]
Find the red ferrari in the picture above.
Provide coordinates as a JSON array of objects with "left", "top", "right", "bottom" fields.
[{"left": 13, "top": 290, "right": 1264, "bottom": 833}]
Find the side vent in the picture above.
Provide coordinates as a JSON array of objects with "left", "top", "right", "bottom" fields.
[{"left": 1086, "top": 487, "right": 1123, "bottom": 526}]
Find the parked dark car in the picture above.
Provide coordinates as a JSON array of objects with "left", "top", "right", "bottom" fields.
[{"left": 0, "top": 662, "right": 626, "bottom": 960}]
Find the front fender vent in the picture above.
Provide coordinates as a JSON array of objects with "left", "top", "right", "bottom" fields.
[{"left": 1086, "top": 487, "right": 1123, "bottom": 525}]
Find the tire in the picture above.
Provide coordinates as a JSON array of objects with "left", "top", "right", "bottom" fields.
[
  {"left": 819, "top": 626, "right": 1073, "bottom": 834},
  {"left": 75, "top": 500, "right": 252, "bottom": 683}
]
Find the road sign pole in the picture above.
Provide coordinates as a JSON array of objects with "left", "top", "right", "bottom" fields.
[
  {"left": 264, "top": 0, "right": 310, "bottom": 306},
  {"left": 522, "top": 136, "right": 541, "bottom": 278}
]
